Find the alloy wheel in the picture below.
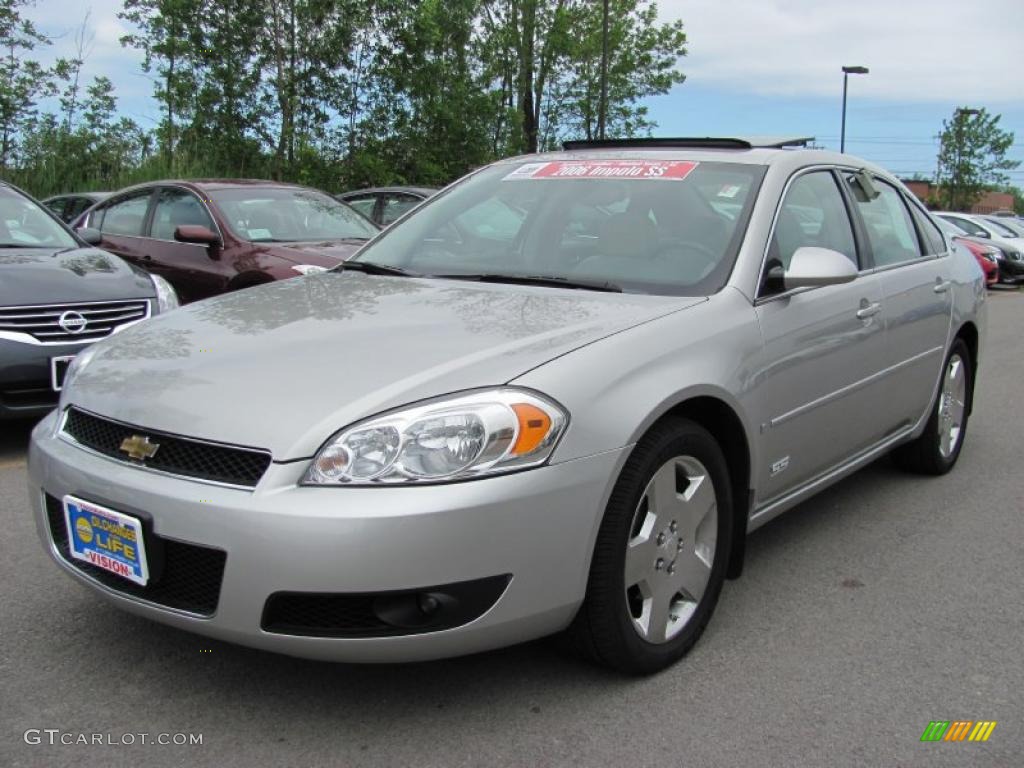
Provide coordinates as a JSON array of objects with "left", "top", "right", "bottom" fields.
[
  {"left": 623, "top": 456, "right": 718, "bottom": 644},
  {"left": 938, "top": 353, "right": 967, "bottom": 459}
]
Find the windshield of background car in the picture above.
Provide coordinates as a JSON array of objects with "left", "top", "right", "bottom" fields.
[
  {"left": 0, "top": 187, "right": 77, "bottom": 248},
  {"left": 982, "top": 217, "right": 1019, "bottom": 237},
  {"left": 211, "top": 187, "right": 379, "bottom": 243},
  {"left": 351, "top": 159, "right": 766, "bottom": 296}
]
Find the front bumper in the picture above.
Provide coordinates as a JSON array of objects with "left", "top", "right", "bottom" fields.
[
  {"left": 28, "top": 411, "right": 626, "bottom": 662},
  {"left": 0, "top": 338, "right": 84, "bottom": 419},
  {"left": 997, "top": 257, "right": 1024, "bottom": 283}
]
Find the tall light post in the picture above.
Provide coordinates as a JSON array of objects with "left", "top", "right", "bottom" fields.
[{"left": 840, "top": 65, "right": 869, "bottom": 153}]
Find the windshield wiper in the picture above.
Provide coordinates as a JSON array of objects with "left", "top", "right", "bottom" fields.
[
  {"left": 0, "top": 243, "right": 49, "bottom": 248},
  {"left": 340, "top": 260, "right": 415, "bottom": 277},
  {"left": 433, "top": 273, "right": 623, "bottom": 293}
]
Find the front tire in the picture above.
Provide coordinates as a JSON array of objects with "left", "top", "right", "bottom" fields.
[
  {"left": 894, "top": 339, "right": 972, "bottom": 475},
  {"left": 568, "top": 417, "right": 733, "bottom": 674}
]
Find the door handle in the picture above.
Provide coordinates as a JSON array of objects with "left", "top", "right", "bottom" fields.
[
  {"left": 856, "top": 301, "right": 881, "bottom": 320},
  {"left": 141, "top": 254, "right": 152, "bottom": 261},
  {"left": 933, "top": 279, "right": 952, "bottom": 294}
]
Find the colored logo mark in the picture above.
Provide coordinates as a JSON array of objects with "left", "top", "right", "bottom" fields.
[
  {"left": 75, "top": 517, "right": 93, "bottom": 543},
  {"left": 920, "top": 721, "right": 997, "bottom": 742}
]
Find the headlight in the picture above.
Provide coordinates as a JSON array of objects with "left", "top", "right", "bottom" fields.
[
  {"left": 150, "top": 274, "right": 179, "bottom": 313},
  {"left": 303, "top": 388, "right": 568, "bottom": 485},
  {"left": 292, "top": 265, "right": 329, "bottom": 276}
]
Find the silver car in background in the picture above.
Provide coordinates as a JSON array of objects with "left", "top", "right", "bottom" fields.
[{"left": 29, "top": 138, "right": 986, "bottom": 674}]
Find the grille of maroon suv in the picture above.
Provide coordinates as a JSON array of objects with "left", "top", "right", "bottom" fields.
[
  {"left": 0, "top": 299, "right": 149, "bottom": 343},
  {"left": 62, "top": 407, "right": 272, "bottom": 488},
  {"left": 44, "top": 494, "right": 226, "bottom": 616}
]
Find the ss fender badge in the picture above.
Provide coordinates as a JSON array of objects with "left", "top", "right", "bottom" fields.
[{"left": 770, "top": 456, "right": 790, "bottom": 476}]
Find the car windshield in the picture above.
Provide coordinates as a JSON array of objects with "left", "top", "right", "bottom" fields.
[
  {"left": 940, "top": 215, "right": 986, "bottom": 237},
  {"left": 211, "top": 187, "right": 379, "bottom": 243},
  {"left": 349, "top": 159, "right": 765, "bottom": 296},
  {"left": 982, "top": 217, "right": 1019, "bottom": 237},
  {"left": 0, "top": 187, "right": 77, "bottom": 248}
]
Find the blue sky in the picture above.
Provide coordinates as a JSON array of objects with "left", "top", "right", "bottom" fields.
[{"left": 26, "top": 0, "right": 1024, "bottom": 186}]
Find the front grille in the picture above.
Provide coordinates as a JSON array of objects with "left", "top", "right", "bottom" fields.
[
  {"left": 45, "top": 494, "right": 226, "bottom": 616},
  {"left": 0, "top": 299, "right": 149, "bottom": 343},
  {"left": 63, "top": 407, "right": 272, "bottom": 488}
]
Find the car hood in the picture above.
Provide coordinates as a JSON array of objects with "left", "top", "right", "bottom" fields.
[
  {"left": 68, "top": 272, "right": 702, "bottom": 460},
  {"left": 0, "top": 247, "right": 154, "bottom": 306},
  {"left": 267, "top": 240, "right": 367, "bottom": 266}
]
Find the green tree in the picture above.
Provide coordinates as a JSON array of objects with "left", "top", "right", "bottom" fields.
[
  {"left": 119, "top": 0, "right": 204, "bottom": 169},
  {"left": 0, "top": 0, "right": 61, "bottom": 169},
  {"left": 936, "top": 107, "right": 1019, "bottom": 211},
  {"left": 561, "top": 0, "right": 686, "bottom": 143}
]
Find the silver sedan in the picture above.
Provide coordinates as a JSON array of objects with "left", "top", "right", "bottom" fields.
[{"left": 29, "top": 138, "right": 986, "bottom": 674}]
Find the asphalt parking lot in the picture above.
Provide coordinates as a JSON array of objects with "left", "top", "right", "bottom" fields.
[{"left": 1, "top": 289, "right": 1021, "bottom": 768}]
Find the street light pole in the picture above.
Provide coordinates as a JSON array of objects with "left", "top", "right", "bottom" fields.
[{"left": 840, "top": 66, "right": 869, "bottom": 153}]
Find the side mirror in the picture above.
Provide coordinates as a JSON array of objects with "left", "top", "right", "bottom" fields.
[
  {"left": 76, "top": 227, "right": 103, "bottom": 246},
  {"left": 175, "top": 224, "right": 220, "bottom": 244},
  {"left": 783, "top": 247, "right": 857, "bottom": 289},
  {"left": 174, "top": 225, "right": 221, "bottom": 256},
  {"left": 975, "top": 230, "right": 990, "bottom": 239}
]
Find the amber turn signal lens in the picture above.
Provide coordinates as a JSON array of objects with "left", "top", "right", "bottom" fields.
[{"left": 510, "top": 403, "right": 552, "bottom": 456}]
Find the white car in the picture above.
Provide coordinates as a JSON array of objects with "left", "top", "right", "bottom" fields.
[{"left": 934, "top": 212, "right": 1022, "bottom": 258}]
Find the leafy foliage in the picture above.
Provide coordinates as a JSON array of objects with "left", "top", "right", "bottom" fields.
[
  {"left": 2, "top": 0, "right": 688, "bottom": 198},
  {"left": 936, "top": 107, "right": 1019, "bottom": 211}
]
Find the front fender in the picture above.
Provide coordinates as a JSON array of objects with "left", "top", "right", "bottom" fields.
[{"left": 513, "top": 289, "right": 763, "bottom": 480}]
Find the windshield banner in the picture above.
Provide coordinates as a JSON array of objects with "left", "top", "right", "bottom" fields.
[{"left": 504, "top": 160, "right": 698, "bottom": 182}]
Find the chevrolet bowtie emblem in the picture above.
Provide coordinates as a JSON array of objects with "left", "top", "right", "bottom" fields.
[{"left": 120, "top": 434, "right": 160, "bottom": 461}]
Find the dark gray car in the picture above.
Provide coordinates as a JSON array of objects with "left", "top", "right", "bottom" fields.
[{"left": 0, "top": 183, "right": 177, "bottom": 419}]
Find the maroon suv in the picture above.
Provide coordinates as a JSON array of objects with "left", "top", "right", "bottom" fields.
[{"left": 75, "top": 180, "right": 380, "bottom": 303}]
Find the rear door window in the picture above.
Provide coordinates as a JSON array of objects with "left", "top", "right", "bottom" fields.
[
  {"left": 100, "top": 192, "right": 152, "bottom": 237},
  {"left": 907, "top": 204, "right": 947, "bottom": 255},
  {"left": 845, "top": 176, "right": 923, "bottom": 267}
]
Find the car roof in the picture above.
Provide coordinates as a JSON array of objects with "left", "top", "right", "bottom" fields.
[
  {"left": 339, "top": 186, "right": 438, "bottom": 197},
  {"left": 107, "top": 179, "right": 315, "bottom": 196},
  {"left": 43, "top": 191, "right": 109, "bottom": 200},
  {"left": 493, "top": 138, "right": 894, "bottom": 178}
]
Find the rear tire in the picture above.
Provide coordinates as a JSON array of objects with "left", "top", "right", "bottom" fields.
[
  {"left": 567, "top": 417, "right": 733, "bottom": 675},
  {"left": 894, "top": 339, "right": 972, "bottom": 475}
]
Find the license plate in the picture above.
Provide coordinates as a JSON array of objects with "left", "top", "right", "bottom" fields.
[
  {"left": 50, "top": 355, "right": 76, "bottom": 392},
  {"left": 63, "top": 495, "right": 149, "bottom": 586}
]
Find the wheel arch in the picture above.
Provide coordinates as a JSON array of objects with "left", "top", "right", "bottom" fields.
[
  {"left": 954, "top": 321, "right": 979, "bottom": 415},
  {"left": 649, "top": 395, "right": 752, "bottom": 580}
]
